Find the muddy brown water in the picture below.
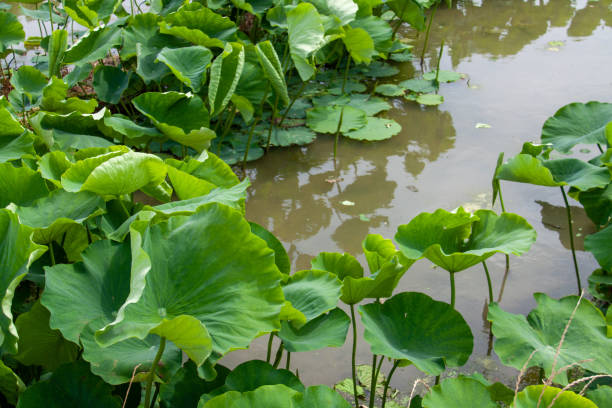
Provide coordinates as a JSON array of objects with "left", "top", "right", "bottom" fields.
[
  {"left": 233, "top": 0, "right": 612, "bottom": 394},
  {"left": 11, "top": 0, "right": 612, "bottom": 398}
]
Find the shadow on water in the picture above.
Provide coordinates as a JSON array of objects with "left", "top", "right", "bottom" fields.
[{"left": 535, "top": 200, "right": 598, "bottom": 251}]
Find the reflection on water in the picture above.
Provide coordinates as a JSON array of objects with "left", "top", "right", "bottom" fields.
[
  {"left": 239, "top": 0, "right": 612, "bottom": 389},
  {"left": 536, "top": 200, "right": 598, "bottom": 251}
]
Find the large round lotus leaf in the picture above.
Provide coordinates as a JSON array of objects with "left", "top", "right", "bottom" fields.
[
  {"left": 422, "top": 377, "right": 497, "bottom": 408},
  {"left": 513, "top": 385, "right": 597, "bottom": 408},
  {"left": 209, "top": 42, "right": 245, "bottom": 117},
  {"left": 309, "top": 0, "right": 357, "bottom": 25},
  {"left": 16, "top": 361, "right": 121, "bottom": 408},
  {"left": 282, "top": 270, "right": 342, "bottom": 321},
  {"left": 575, "top": 183, "right": 612, "bottom": 227},
  {"left": 489, "top": 293, "right": 612, "bottom": 385},
  {"left": 343, "top": 27, "right": 376, "bottom": 64},
  {"left": 416, "top": 93, "right": 444, "bottom": 106},
  {"left": 157, "top": 46, "right": 213, "bottom": 92},
  {"left": 163, "top": 4, "right": 236, "bottom": 43},
  {"left": 41, "top": 240, "right": 183, "bottom": 384},
  {"left": 279, "top": 307, "right": 350, "bottom": 352},
  {"left": 0, "top": 12, "right": 24, "bottom": 53},
  {"left": 92, "top": 65, "right": 131, "bottom": 104},
  {"left": 359, "top": 292, "right": 473, "bottom": 375},
  {"left": 15, "top": 301, "right": 79, "bottom": 371},
  {"left": 159, "top": 362, "right": 230, "bottom": 408},
  {"left": 121, "top": 13, "right": 182, "bottom": 58},
  {"left": 249, "top": 222, "right": 290, "bottom": 275},
  {"left": 586, "top": 386, "right": 612, "bottom": 408},
  {"left": 374, "top": 84, "right": 405, "bottom": 97},
  {"left": 0, "top": 163, "right": 49, "bottom": 207},
  {"left": 399, "top": 79, "right": 436, "bottom": 94},
  {"left": 423, "top": 70, "right": 462, "bottom": 83},
  {"left": 10, "top": 66, "right": 47, "bottom": 100},
  {"left": 395, "top": 208, "right": 535, "bottom": 273},
  {"left": 62, "top": 151, "right": 167, "bottom": 196},
  {"left": 0, "top": 107, "right": 36, "bottom": 162},
  {"left": 585, "top": 224, "right": 612, "bottom": 271},
  {"left": 201, "top": 384, "right": 350, "bottom": 408},
  {"left": 37, "top": 152, "right": 72, "bottom": 185},
  {"left": 0, "top": 209, "right": 46, "bottom": 354},
  {"left": 39, "top": 77, "right": 97, "bottom": 114},
  {"left": 344, "top": 117, "right": 401, "bottom": 141},
  {"left": 132, "top": 92, "right": 215, "bottom": 152},
  {"left": 307, "top": 105, "right": 367, "bottom": 134},
  {"left": 351, "top": 16, "right": 392, "bottom": 53},
  {"left": 263, "top": 126, "right": 317, "bottom": 147},
  {"left": 97, "top": 204, "right": 285, "bottom": 362},
  {"left": 63, "top": 25, "right": 122, "bottom": 64},
  {"left": 387, "top": 0, "right": 425, "bottom": 31},
  {"left": 541, "top": 102, "right": 612, "bottom": 153},
  {"left": 225, "top": 360, "right": 304, "bottom": 394}
]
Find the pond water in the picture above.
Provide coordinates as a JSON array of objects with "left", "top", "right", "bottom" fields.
[{"left": 229, "top": 0, "right": 612, "bottom": 393}]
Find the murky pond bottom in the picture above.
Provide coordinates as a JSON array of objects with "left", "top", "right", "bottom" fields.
[{"left": 222, "top": 0, "right": 612, "bottom": 394}]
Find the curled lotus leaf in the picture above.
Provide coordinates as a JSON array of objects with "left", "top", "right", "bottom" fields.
[
  {"left": 512, "top": 385, "right": 597, "bottom": 408},
  {"left": 279, "top": 307, "right": 350, "bottom": 352},
  {"left": 360, "top": 292, "right": 473, "bottom": 375}
]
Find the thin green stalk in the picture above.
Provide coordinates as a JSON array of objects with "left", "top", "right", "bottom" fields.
[
  {"left": 150, "top": 383, "right": 161, "bottom": 408},
  {"left": 420, "top": 4, "right": 438, "bottom": 66},
  {"left": 597, "top": 143, "right": 604, "bottom": 153},
  {"left": 216, "top": 105, "right": 237, "bottom": 155},
  {"left": 381, "top": 360, "right": 400, "bottom": 408},
  {"left": 497, "top": 183, "right": 510, "bottom": 283},
  {"left": 49, "top": 241, "right": 56, "bottom": 266},
  {"left": 350, "top": 304, "right": 359, "bottom": 408},
  {"left": 266, "top": 333, "right": 274, "bottom": 363},
  {"left": 48, "top": 0, "right": 54, "bottom": 32},
  {"left": 277, "top": 80, "right": 307, "bottom": 128},
  {"left": 435, "top": 375, "right": 440, "bottom": 385},
  {"left": 242, "top": 85, "right": 270, "bottom": 170},
  {"left": 342, "top": 56, "right": 352, "bottom": 94},
  {"left": 369, "top": 354, "right": 378, "bottom": 408},
  {"left": 482, "top": 260, "right": 493, "bottom": 304},
  {"left": 85, "top": 223, "right": 92, "bottom": 244},
  {"left": 272, "top": 342, "right": 284, "bottom": 368},
  {"left": 144, "top": 337, "right": 166, "bottom": 408},
  {"left": 118, "top": 199, "right": 131, "bottom": 219},
  {"left": 560, "top": 186, "right": 581, "bottom": 293},
  {"left": 434, "top": 40, "right": 445, "bottom": 92},
  {"left": 375, "top": 355, "right": 383, "bottom": 382},
  {"left": 450, "top": 273, "right": 456, "bottom": 308},
  {"left": 333, "top": 107, "right": 345, "bottom": 160},
  {"left": 285, "top": 351, "right": 291, "bottom": 370},
  {"left": 266, "top": 93, "right": 280, "bottom": 152}
]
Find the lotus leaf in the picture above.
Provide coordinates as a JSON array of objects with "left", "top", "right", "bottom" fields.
[
  {"left": 42, "top": 240, "right": 183, "bottom": 384},
  {"left": 64, "top": 25, "right": 122, "bottom": 64},
  {"left": 157, "top": 46, "right": 213, "bottom": 92},
  {"left": 0, "top": 163, "right": 49, "bottom": 207},
  {"left": 160, "top": 5, "right": 235, "bottom": 49},
  {"left": 0, "top": 12, "right": 24, "bottom": 53},
  {"left": 541, "top": 102, "right": 612, "bottom": 153},
  {"left": 422, "top": 377, "right": 497, "bottom": 408},
  {"left": 15, "top": 361, "right": 121, "bottom": 407},
  {"left": 63, "top": 0, "right": 120, "bottom": 27},
  {"left": 263, "top": 126, "right": 317, "bottom": 147},
  {"left": 39, "top": 77, "right": 98, "bottom": 114},
  {"left": 387, "top": 0, "right": 425, "bottom": 31},
  {"left": 359, "top": 292, "right": 473, "bottom": 375},
  {"left": 362, "top": 234, "right": 398, "bottom": 272},
  {"left": 513, "top": 385, "right": 597, "bottom": 408},
  {"left": 585, "top": 224, "right": 612, "bottom": 271},
  {"left": 47, "top": 29, "right": 67, "bottom": 78},
  {"left": 92, "top": 65, "right": 131, "bottom": 104},
  {"left": 399, "top": 78, "right": 436, "bottom": 93},
  {"left": 311, "top": 252, "right": 364, "bottom": 281},
  {"left": 62, "top": 151, "right": 167, "bottom": 196},
  {"left": 586, "top": 386, "right": 612, "bottom": 408},
  {"left": 97, "top": 204, "right": 285, "bottom": 364},
  {"left": 346, "top": 94, "right": 391, "bottom": 115},
  {"left": 423, "top": 70, "right": 462, "bottom": 83},
  {"left": 351, "top": 16, "right": 393, "bottom": 53},
  {"left": 282, "top": 269, "right": 342, "bottom": 323},
  {"left": 489, "top": 293, "right": 612, "bottom": 385},
  {"left": 65, "top": 62, "right": 92, "bottom": 85},
  {"left": 395, "top": 208, "right": 535, "bottom": 273},
  {"left": 255, "top": 41, "right": 289, "bottom": 106},
  {"left": 15, "top": 301, "right": 79, "bottom": 371},
  {"left": 209, "top": 42, "right": 245, "bottom": 116},
  {"left": 167, "top": 154, "right": 239, "bottom": 199},
  {"left": 223, "top": 360, "right": 304, "bottom": 394},
  {"left": 0, "top": 209, "right": 46, "bottom": 354},
  {"left": 102, "top": 114, "right": 163, "bottom": 141},
  {"left": 309, "top": 0, "right": 358, "bottom": 25},
  {"left": 151, "top": 0, "right": 187, "bottom": 16},
  {"left": 250, "top": 222, "right": 290, "bottom": 275},
  {"left": 343, "top": 27, "right": 376, "bottom": 64},
  {"left": 158, "top": 362, "right": 229, "bottom": 407},
  {"left": 374, "top": 84, "right": 405, "bottom": 97},
  {"left": 574, "top": 183, "right": 612, "bottom": 226},
  {"left": 306, "top": 105, "right": 367, "bottom": 134},
  {"left": 132, "top": 92, "right": 215, "bottom": 152},
  {"left": 201, "top": 384, "right": 350, "bottom": 408},
  {"left": 10, "top": 66, "right": 46, "bottom": 102},
  {"left": 121, "top": 13, "right": 181, "bottom": 58},
  {"left": 344, "top": 117, "right": 401, "bottom": 141},
  {"left": 0, "top": 107, "right": 35, "bottom": 162},
  {"left": 0, "top": 360, "right": 24, "bottom": 405},
  {"left": 287, "top": 3, "right": 326, "bottom": 81},
  {"left": 416, "top": 93, "right": 444, "bottom": 106},
  {"left": 279, "top": 307, "right": 350, "bottom": 352}
]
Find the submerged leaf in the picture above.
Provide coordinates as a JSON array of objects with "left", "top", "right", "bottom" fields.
[{"left": 344, "top": 117, "right": 401, "bottom": 141}]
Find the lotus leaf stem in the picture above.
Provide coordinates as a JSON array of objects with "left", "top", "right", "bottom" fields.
[
  {"left": 482, "top": 260, "right": 493, "bottom": 304},
  {"left": 242, "top": 84, "right": 270, "bottom": 170},
  {"left": 277, "top": 80, "right": 307, "bottom": 128},
  {"left": 218, "top": 104, "right": 237, "bottom": 151},
  {"left": 434, "top": 40, "right": 444, "bottom": 91},
  {"left": 333, "top": 107, "right": 345, "bottom": 160},
  {"left": 391, "top": 1, "right": 409, "bottom": 39},
  {"left": 285, "top": 351, "right": 291, "bottom": 370},
  {"left": 266, "top": 93, "right": 280, "bottom": 152},
  {"left": 375, "top": 355, "right": 384, "bottom": 385},
  {"left": 369, "top": 354, "right": 378, "bottom": 408},
  {"left": 420, "top": 4, "right": 438, "bottom": 67},
  {"left": 350, "top": 304, "right": 359, "bottom": 408},
  {"left": 48, "top": 0, "right": 53, "bottom": 32},
  {"left": 118, "top": 199, "right": 131, "bottom": 219},
  {"left": 150, "top": 383, "right": 160, "bottom": 408},
  {"left": 381, "top": 360, "right": 400, "bottom": 408},
  {"left": 342, "top": 56, "right": 351, "bottom": 94},
  {"left": 560, "top": 186, "right": 581, "bottom": 293},
  {"left": 597, "top": 144, "right": 603, "bottom": 153},
  {"left": 266, "top": 333, "right": 274, "bottom": 363},
  {"left": 272, "top": 341, "right": 284, "bottom": 368},
  {"left": 48, "top": 241, "right": 56, "bottom": 266},
  {"left": 449, "top": 273, "right": 456, "bottom": 308},
  {"left": 144, "top": 337, "right": 166, "bottom": 408}
]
